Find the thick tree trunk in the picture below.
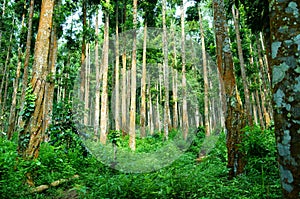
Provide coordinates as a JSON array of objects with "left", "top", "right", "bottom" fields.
[
  {"left": 43, "top": 22, "right": 58, "bottom": 136},
  {"left": 18, "top": 0, "right": 54, "bottom": 160},
  {"left": 270, "top": 1, "right": 300, "bottom": 198},
  {"left": 213, "top": 0, "right": 245, "bottom": 179}
]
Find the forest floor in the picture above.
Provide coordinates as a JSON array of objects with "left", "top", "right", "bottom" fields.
[{"left": 1, "top": 126, "right": 281, "bottom": 198}]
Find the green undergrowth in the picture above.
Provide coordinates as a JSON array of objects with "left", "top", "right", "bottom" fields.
[{"left": 0, "top": 125, "right": 281, "bottom": 198}]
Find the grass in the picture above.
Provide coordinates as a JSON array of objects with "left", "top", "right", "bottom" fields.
[{"left": 0, "top": 126, "right": 281, "bottom": 198}]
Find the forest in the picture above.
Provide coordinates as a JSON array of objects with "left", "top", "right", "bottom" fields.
[{"left": 0, "top": 0, "right": 299, "bottom": 198}]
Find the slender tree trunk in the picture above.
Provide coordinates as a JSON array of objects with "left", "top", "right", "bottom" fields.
[
  {"left": 121, "top": 50, "right": 127, "bottom": 135},
  {"left": 172, "top": 69, "right": 178, "bottom": 129},
  {"left": 140, "top": 23, "right": 147, "bottom": 138},
  {"left": 256, "top": 36, "right": 271, "bottom": 128},
  {"left": 270, "top": 1, "right": 300, "bottom": 197},
  {"left": 148, "top": 78, "right": 154, "bottom": 135},
  {"left": 80, "top": 0, "right": 87, "bottom": 127},
  {"left": 84, "top": 43, "right": 90, "bottom": 126},
  {"left": 181, "top": 1, "right": 188, "bottom": 140},
  {"left": 7, "top": 8, "right": 26, "bottom": 139},
  {"left": 129, "top": 0, "right": 137, "bottom": 150},
  {"left": 100, "top": 0, "right": 110, "bottom": 144},
  {"left": 121, "top": 0, "right": 127, "bottom": 136},
  {"left": 232, "top": 6, "right": 252, "bottom": 126},
  {"left": 213, "top": 0, "right": 245, "bottom": 179},
  {"left": 0, "top": 19, "right": 14, "bottom": 132},
  {"left": 18, "top": 0, "right": 34, "bottom": 128},
  {"left": 162, "top": 0, "right": 170, "bottom": 140},
  {"left": 171, "top": 29, "right": 178, "bottom": 129},
  {"left": 0, "top": 0, "right": 6, "bottom": 51},
  {"left": 156, "top": 82, "right": 161, "bottom": 132},
  {"left": 251, "top": 92, "right": 258, "bottom": 125},
  {"left": 259, "top": 32, "right": 271, "bottom": 84},
  {"left": 115, "top": 2, "right": 120, "bottom": 131},
  {"left": 198, "top": 5, "right": 210, "bottom": 136},
  {"left": 94, "top": 9, "right": 100, "bottom": 140}
]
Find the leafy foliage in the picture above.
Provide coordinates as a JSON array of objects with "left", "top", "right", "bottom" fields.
[{"left": 0, "top": 125, "right": 281, "bottom": 198}]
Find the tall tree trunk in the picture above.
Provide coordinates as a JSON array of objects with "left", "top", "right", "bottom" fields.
[
  {"left": 94, "top": 9, "right": 100, "bottom": 140},
  {"left": 171, "top": 29, "right": 178, "bottom": 129},
  {"left": 18, "top": 0, "right": 54, "bottom": 160},
  {"left": 155, "top": 82, "right": 161, "bottom": 132},
  {"left": 84, "top": 43, "right": 90, "bottom": 125},
  {"left": 115, "top": 2, "right": 120, "bottom": 131},
  {"left": 270, "top": 1, "right": 300, "bottom": 197},
  {"left": 256, "top": 36, "right": 271, "bottom": 128},
  {"left": 7, "top": 7, "right": 26, "bottom": 139},
  {"left": 121, "top": 0, "right": 127, "bottom": 136},
  {"left": 251, "top": 92, "right": 258, "bottom": 124},
  {"left": 43, "top": 20, "right": 58, "bottom": 136},
  {"left": 129, "top": 0, "right": 137, "bottom": 150},
  {"left": 100, "top": 0, "right": 110, "bottom": 144},
  {"left": 181, "top": 1, "right": 189, "bottom": 140},
  {"left": 18, "top": 0, "right": 35, "bottom": 128},
  {"left": 213, "top": 0, "right": 245, "bottom": 179},
  {"left": 121, "top": 49, "right": 127, "bottom": 135},
  {"left": 232, "top": 6, "right": 252, "bottom": 126},
  {"left": 148, "top": 78, "right": 154, "bottom": 135},
  {"left": 198, "top": 4, "right": 210, "bottom": 136},
  {"left": 0, "top": 19, "right": 14, "bottom": 132},
  {"left": 249, "top": 42, "right": 264, "bottom": 127},
  {"left": 140, "top": 23, "right": 147, "bottom": 138},
  {"left": 80, "top": 0, "right": 87, "bottom": 126},
  {"left": 162, "top": 0, "right": 170, "bottom": 140},
  {"left": 259, "top": 32, "right": 271, "bottom": 84},
  {"left": 0, "top": 0, "right": 6, "bottom": 50}
]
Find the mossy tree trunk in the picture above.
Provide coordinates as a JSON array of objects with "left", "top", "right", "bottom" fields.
[
  {"left": 269, "top": 0, "right": 300, "bottom": 198},
  {"left": 213, "top": 0, "right": 246, "bottom": 179}
]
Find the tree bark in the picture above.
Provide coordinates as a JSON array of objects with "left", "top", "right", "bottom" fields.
[
  {"left": 256, "top": 36, "right": 271, "bottom": 128},
  {"left": 140, "top": 23, "right": 147, "bottom": 138},
  {"left": 94, "top": 9, "right": 100, "bottom": 140},
  {"left": 181, "top": 1, "right": 188, "bottom": 140},
  {"left": 7, "top": 7, "right": 26, "bottom": 139},
  {"left": 18, "top": 0, "right": 54, "bottom": 160},
  {"left": 270, "top": 1, "right": 300, "bottom": 198},
  {"left": 129, "top": 0, "right": 137, "bottom": 150},
  {"left": 100, "top": 0, "right": 110, "bottom": 144},
  {"left": 232, "top": 6, "right": 253, "bottom": 126},
  {"left": 43, "top": 20, "right": 58, "bottom": 136},
  {"left": 115, "top": 2, "right": 121, "bottom": 131},
  {"left": 213, "top": 0, "right": 245, "bottom": 179},
  {"left": 162, "top": 0, "right": 170, "bottom": 140},
  {"left": 198, "top": 4, "right": 210, "bottom": 136}
]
